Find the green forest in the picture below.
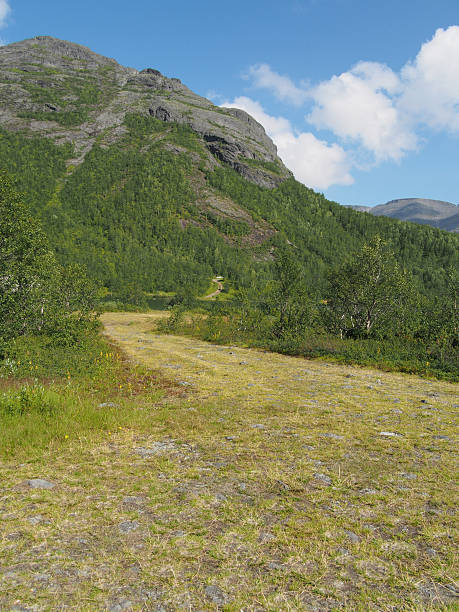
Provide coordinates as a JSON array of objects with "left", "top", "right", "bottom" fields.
[
  {"left": 0, "top": 117, "right": 457, "bottom": 299},
  {"left": 0, "top": 112, "right": 458, "bottom": 379}
]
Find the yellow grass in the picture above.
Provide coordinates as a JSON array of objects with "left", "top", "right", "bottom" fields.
[{"left": 0, "top": 311, "right": 457, "bottom": 611}]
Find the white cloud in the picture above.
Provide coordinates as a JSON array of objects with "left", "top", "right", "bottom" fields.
[
  {"left": 400, "top": 26, "right": 459, "bottom": 131},
  {"left": 217, "top": 26, "right": 459, "bottom": 190},
  {"left": 246, "top": 64, "right": 308, "bottom": 106},
  {"left": 222, "top": 96, "right": 353, "bottom": 189},
  {"left": 308, "top": 61, "right": 417, "bottom": 161},
  {"left": 0, "top": 0, "right": 11, "bottom": 28},
  {"left": 243, "top": 26, "right": 459, "bottom": 169}
]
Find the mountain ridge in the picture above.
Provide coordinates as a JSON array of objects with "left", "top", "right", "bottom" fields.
[
  {"left": 0, "top": 36, "right": 291, "bottom": 189},
  {"left": 346, "top": 198, "right": 459, "bottom": 232}
]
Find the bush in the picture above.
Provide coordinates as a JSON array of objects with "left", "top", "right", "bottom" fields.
[{"left": 0, "top": 383, "right": 60, "bottom": 417}]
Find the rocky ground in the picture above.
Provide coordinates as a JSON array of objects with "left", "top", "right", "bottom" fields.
[{"left": 0, "top": 312, "right": 457, "bottom": 611}]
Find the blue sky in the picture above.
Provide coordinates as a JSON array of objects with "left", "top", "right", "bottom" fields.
[{"left": 1, "top": 0, "right": 458, "bottom": 206}]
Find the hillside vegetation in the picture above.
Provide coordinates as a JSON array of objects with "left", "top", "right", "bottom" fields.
[
  {"left": 0, "top": 36, "right": 457, "bottom": 303},
  {"left": 1, "top": 122, "right": 458, "bottom": 303}
]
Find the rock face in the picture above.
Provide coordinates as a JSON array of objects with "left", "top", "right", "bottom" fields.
[
  {"left": 346, "top": 199, "right": 459, "bottom": 233},
  {"left": 0, "top": 36, "right": 291, "bottom": 188}
]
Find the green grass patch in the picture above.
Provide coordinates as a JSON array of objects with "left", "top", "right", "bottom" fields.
[
  {"left": 0, "top": 330, "right": 168, "bottom": 458},
  {"left": 18, "top": 110, "right": 89, "bottom": 127}
]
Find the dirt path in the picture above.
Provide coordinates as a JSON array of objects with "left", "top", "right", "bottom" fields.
[
  {"left": 1, "top": 311, "right": 457, "bottom": 611},
  {"left": 203, "top": 277, "right": 223, "bottom": 299},
  {"left": 101, "top": 312, "right": 457, "bottom": 409}
]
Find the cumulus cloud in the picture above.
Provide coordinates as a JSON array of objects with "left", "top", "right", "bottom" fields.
[
  {"left": 243, "top": 26, "right": 459, "bottom": 174},
  {"left": 400, "top": 26, "right": 459, "bottom": 131},
  {"left": 215, "top": 27, "right": 459, "bottom": 189},
  {"left": 246, "top": 64, "right": 308, "bottom": 106},
  {"left": 0, "top": 0, "right": 11, "bottom": 28},
  {"left": 222, "top": 96, "right": 353, "bottom": 189},
  {"left": 308, "top": 61, "right": 417, "bottom": 161}
]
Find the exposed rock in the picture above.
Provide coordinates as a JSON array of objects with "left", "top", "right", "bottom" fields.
[
  {"left": 108, "top": 600, "right": 133, "bottom": 612},
  {"left": 118, "top": 520, "right": 139, "bottom": 533},
  {"left": 313, "top": 473, "right": 332, "bottom": 485},
  {"left": 26, "top": 478, "right": 56, "bottom": 489},
  {"left": 27, "top": 514, "right": 50, "bottom": 525},
  {"left": 0, "top": 36, "right": 291, "bottom": 188},
  {"left": 204, "top": 584, "right": 230, "bottom": 605},
  {"left": 343, "top": 529, "right": 360, "bottom": 543}
]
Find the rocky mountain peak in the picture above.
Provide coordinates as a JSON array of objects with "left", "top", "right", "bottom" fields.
[
  {"left": 2, "top": 36, "right": 125, "bottom": 70},
  {"left": 0, "top": 36, "right": 291, "bottom": 188}
]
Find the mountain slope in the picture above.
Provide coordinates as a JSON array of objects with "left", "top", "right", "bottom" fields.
[
  {"left": 0, "top": 36, "right": 458, "bottom": 300},
  {"left": 347, "top": 199, "right": 459, "bottom": 232},
  {"left": 0, "top": 36, "right": 290, "bottom": 188}
]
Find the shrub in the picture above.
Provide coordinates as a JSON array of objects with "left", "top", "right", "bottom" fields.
[{"left": 0, "top": 383, "right": 60, "bottom": 417}]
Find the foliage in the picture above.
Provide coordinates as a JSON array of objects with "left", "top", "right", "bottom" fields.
[
  {"left": 324, "top": 237, "right": 412, "bottom": 338},
  {"left": 1, "top": 328, "right": 107, "bottom": 381},
  {"left": 156, "top": 304, "right": 187, "bottom": 333},
  {"left": 0, "top": 173, "right": 59, "bottom": 341},
  {"left": 0, "top": 128, "right": 72, "bottom": 216},
  {"left": 0, "top": 174, "right": 98, "bottom": 345},
  {"left": 0, "top": 383, "right": 59, "bottom": 417},
  {"left": 207, "top": 167, "right": 459, "bottom": 296},
  {"left": 0, "top": 332, "right": 164, "bottom": 458},
  {"left": 159, "top": 239, "right": 458, "bottom": 380},
  {"left": 18, "top": 109, "right": 89, "bottom": 127},
  {"left": 0, "top": 118, "right": 457, "bottom": 306},
  {"left": 241, "top": 156, "right": 283, "bottom": 175},
  {"left": 268, "top": 246, "right": 313, "bottom": 340}
]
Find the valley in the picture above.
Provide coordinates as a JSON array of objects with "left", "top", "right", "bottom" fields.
[{"left": 0, "top": 34, "right": 457, "bottom": 611}]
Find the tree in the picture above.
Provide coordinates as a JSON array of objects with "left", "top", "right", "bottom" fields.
[
  {"left": 0, "top": 174, "right": 97, "bottom": 343},
  {"left": 0, "top": 174, "right": 59, "bottom": 340},
  {"left": 324, "top": 236, "right": 412, "bottom": 338},
  {"left": 269, "top": 246, "right": 311, "bottom": 340}
]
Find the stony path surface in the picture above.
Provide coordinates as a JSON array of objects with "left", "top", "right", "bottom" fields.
[
  {"left": 102, "top": 312, "right": 457, "bottom": 412},
  {"left": 0, "top": 312, "right": 457, "bottom": 611},
  {"left": 203, "top": 279, "right": 224, "bottom": 300}
]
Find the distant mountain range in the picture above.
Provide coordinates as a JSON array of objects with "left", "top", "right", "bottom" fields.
[{"left": 347, "top": 199, "right": 459, "bottom": 233}]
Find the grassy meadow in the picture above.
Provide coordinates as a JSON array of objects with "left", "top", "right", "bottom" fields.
[{"left": 0, "top": 311, "right": 457, "bottom": 610}]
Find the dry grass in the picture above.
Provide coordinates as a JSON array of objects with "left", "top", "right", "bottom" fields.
[{"left": 0, "top": 311, "right": 457, "bottom": 611}]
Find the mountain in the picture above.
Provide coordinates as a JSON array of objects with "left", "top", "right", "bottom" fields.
[
  {"left": 0, "top": 36, "right": 457, "bottom": 300},
  {"left": 346, "top": 199, "right": 459, "bottom": 232},
  {"left": 0, "top": 36, "right": 290, "bottom": 189}
]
